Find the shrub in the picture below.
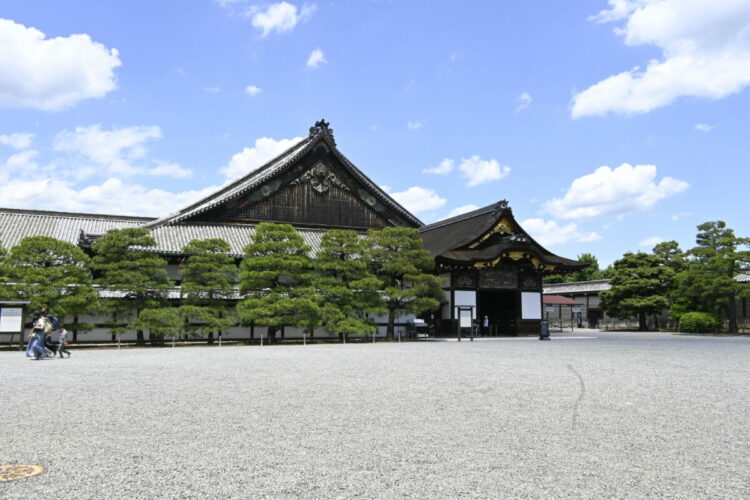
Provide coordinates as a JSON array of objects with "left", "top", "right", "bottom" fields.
[{"left": 679, "top": 312, "right": 723, "bottom": 333}]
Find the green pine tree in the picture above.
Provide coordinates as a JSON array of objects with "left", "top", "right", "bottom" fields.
[
  {"left": 92, "top": 228, "right": 170, "bottom": 343},
  {"left": 675, "top": 221, "right": 750, "bottom": 333},
  {"left": 315, "top": 229, "right": 385, "bottom": 341},
  {"left": 600, "top": 251, "right": 674, "bottom": 331},
  {"left": 367, "top": 227, "right": 442, "bottom": 339},
  {"left": 3, "top": 236, "right": 97, "bottom": 324},
  {"left": 237, "top": 223, "right": 319, "bottom": 342},
  {"left": 179, "top": 238, "right": 238, "bottom": 343}
]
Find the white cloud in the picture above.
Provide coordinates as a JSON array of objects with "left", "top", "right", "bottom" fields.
[
  {"left": 54, "top": 124, "right": 165, "bottom": 177},
  {"left": 516, "top": 91, "right": 532, "bottom": 112},
  {"left": 572, "top": 1, "right": 750, "bottom": 117},
  {"left": 388, "top": 186, "right": 446, "bottom": 214},
  {"left": 251, "top": 2, "right": 316, "bottom": 36},
  {"left": 639, "top": 236, "right": 664, "bottom": 247},
  {"left": 447, "top": 204, "right": 479, "bottom": 218},
  {"left": 423, "top": 158, "right": 453, "bottom": 175},
  {"left": 407, "top": 121, "right": 424, "bottom": 130},
  {"left": 0, "top": 18, "right": 121, "bottom": 111},
  {"left": 694, "top": 123, "right": 716, "bottom": 132},
  {"left": 245, "top": 85, "right": 262, "bottom": 96},
  {"left": 221, "top": 136, "right": 304, "bottom": 180},
  {"left": 544, "top": 163, "right": 689, "bottom": 220},
  {"left": 147, "top": 161, "right": 193, "bottom": 179},
  {"left": 307, "top": 48, "right": 327, "bottom": 68},
  {"left": 0, "top": 132, "right": 34, "bottom": 150},
  {"left": 458, "top": 155, "right": 511, "bottom": 187},
  {"left": 0, "top": 176, "right": 218, "bottom": 217},
  {"left": 521, "top": 218, "right": 602, "bottom": 247}
]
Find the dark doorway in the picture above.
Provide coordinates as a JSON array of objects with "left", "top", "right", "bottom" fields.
[{"left": 478, "top": 290, "right": 517, "bottom": 336}]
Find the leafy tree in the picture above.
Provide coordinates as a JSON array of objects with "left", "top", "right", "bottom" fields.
[
  {"left": 367, "top": 227, "right": 442, "bottom": 339},
  {"left": 4, "top": 236, "right": 97, "bottom": 321},
  {"left": 179, "top": 238, "right": 238, "bottom": 343},
  {"left": 92, "top": 228, "right": 170, "bottom": 343},
  {"left": 675, "top": 221, "right": 750, "bottom": 333},
  {"left": 600, "top": 251, "right": 674, "bottom": 331},
  {"left": 237, "top": 223, "right": 319, "bottom": 342},
  {"left": 653, "top": 241, "right": 686, "bottom": 273},
  {"left": 132, "top": 307, "right": 183, "bottom": 345},
  {"left": 315, "top": 230, "right": 385, "bottom": 341}
]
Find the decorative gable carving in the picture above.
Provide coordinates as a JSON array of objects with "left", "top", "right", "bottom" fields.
[{"left": 290, "top": 162, "right": 350, "bottom": 194}]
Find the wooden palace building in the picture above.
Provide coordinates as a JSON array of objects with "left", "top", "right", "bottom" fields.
[{"left": 0, "top": 120, "right": 585, "bottom": 340}]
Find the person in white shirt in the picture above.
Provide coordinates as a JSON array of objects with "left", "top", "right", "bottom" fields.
[{"left": 58, "top": 325, "right": 71, "bottom": 358}]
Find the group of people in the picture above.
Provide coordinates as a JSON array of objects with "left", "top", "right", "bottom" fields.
[{"left": 25, "top": 307, "right": 71, "bottom": 360}]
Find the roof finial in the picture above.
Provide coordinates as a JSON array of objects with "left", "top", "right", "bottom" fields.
[{"left": 309, "top": 119, "right": 335, "bottom": 145}]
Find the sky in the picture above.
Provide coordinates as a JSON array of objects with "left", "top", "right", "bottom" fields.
[{"left": 1, "top": 0, "right": 749, "bottom": 267}]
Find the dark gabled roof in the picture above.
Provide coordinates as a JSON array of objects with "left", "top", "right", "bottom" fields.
[
  {"left": 145, "top": 120, "right": 422, "bottom": 229},
  {"left": 419, "top": 200, "right": 586, "bottom": 271}
]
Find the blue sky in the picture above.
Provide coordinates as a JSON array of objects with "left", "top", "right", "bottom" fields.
[{"left": 1, "top": 0, "right": 749, "bottom": 267}]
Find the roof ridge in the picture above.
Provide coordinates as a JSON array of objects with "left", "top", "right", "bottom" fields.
[{"left": 420, "top": 200, "right": 508, "bottom": 232}]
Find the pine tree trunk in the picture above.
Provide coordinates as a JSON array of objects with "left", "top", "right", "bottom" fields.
[
  {"left": 137, "top": 329, "right": 145, "bottom": 343},
  {"left": 727, "top": 293, "right": 738, "bottom": 333},
  {"left": 386, "top": 310, "right": 396, "bottom": 340},
  {"left": 208, "top": 331, "right": 214, "bottom": 344},
  {"left": 638, "top": 312, "right": 647, "bottom": 331}
]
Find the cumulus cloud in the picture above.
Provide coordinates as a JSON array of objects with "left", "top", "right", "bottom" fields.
[
  {"left": 458, "top": 155, "right": 511, "bottom": 187},
  {"left": 307, "top": 48, "right": 327, "bottom": 68},
  {"left": 0, "top": 18, "right": 121, "bottom": 111},
  {"left": 0, "top": 176, "right": 218, "bottom": 217},
  {"left": 572, "top": 1, "right": 750, "bottom": 117},
  {"left": 250, "top": 2, "right": 316, "bottom": 36},
  {"left": 516, "top": 92, "right": 532, "bottom": 112},
  {"left": 0, "top": 132, "right": 34, "bottom": 150},
  {"left": 639, "top": 236, "right": 664, "bottom": 247},
  {"left": 245, "top": 85, "right": 262, "bottom": 96},
  {"left": 447, "top": 204, "right": 479, "bottom": 218},
  {"left": 423, "top": 158, "right": 453, "bottom": 175},
  {"left": 544, "top": 163, "right": 689, "bottom": 220},
  {"left": 694, "top": 123, "right": 716, "bottom": 132},
  {"left": 407, "top": 121, "right": 424, "bottom": 130},
  {"left": 222, "top": 136, "right": 304, "bottom": 180},
  {"left": 51, "top": 124, "right": 190, "bottom": 179},
  {"left": 388, "top": 186, "right": 446, "bottom": 214},
  {"left": 521, "top": 218, "right": 602, "bottom": 247}
]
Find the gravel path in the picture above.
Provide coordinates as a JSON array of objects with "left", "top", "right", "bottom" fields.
[{"left": 1, "top": 332, "right": 748, "bottom": 499}]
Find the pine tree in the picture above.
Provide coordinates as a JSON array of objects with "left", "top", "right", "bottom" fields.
[
  {"left": 600, "top": 252, "right": 674, "bottom": 331},
  {"left": 237, "top": 223, "right": 319, "bottom": 342},
  {"left": 3, "top": 236, "right": 97, "bottom": 322},
  {"left": 367, "top": 227, "right": 442, "bottom": 339},
  {"left": 676, "top": 221, "right": 750, "bottom": 333},
  {"left": 315, "top": 229, "right": 385, "bottom": 341},
  {"left": 92, "top": 228, "right": 170, "bottom": 343},
  {"left": 179, "top": 238, "right": 238, "bottom": 343}
]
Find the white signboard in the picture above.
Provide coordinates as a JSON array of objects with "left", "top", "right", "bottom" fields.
[
  {"left": 454, "top": 290, "right": 476, "bottom": 307},
  {"left": 0, "top": 308, "right": 23, "bottom": 332},
  {"left": 545, "top": 306, "right": 555, "bottom": 313},
  {"left": 459, "top": 309, "right": 473, "bottom": 328},
  {"left": 521, "top": 292, "right": 542, "bottom": 320}
]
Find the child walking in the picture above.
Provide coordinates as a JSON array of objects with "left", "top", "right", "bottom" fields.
[{"left": 58, "top": 325, "right": 71, "bottom": 358}]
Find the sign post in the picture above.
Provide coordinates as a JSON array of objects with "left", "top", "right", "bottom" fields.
[
  {"left": 0, "top": 301, "right": 30, "bottom": 351},
  {"left": 455, "top": 306, "right": 475, "bottom": 342}
]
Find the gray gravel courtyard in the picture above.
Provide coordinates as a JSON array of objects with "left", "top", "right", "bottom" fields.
[{"left": 1, "top": 331, "right": 749, "bottom": 499}]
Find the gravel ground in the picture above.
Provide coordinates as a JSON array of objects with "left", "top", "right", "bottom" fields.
[{"left": 1, "top": 331, "right": 748, "bottom": 499}]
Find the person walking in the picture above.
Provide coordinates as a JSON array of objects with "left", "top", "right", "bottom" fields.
[{"left": 58, "top": 325, "right": 71, "bottom": 358}]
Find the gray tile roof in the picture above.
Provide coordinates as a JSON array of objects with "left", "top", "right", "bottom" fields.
[
  {"left": 736, "top": 271, "right": 750, "bottom": 283},
  {"left": 0, "top": 208, "right": 333, "bottom": 257},
  {"left": 543, "top": 280, "right": 612, "bottom": 294}
]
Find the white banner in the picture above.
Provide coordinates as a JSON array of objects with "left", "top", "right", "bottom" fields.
[{"left": 0, "top": 308, "right": 23, "bottom": 332}]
